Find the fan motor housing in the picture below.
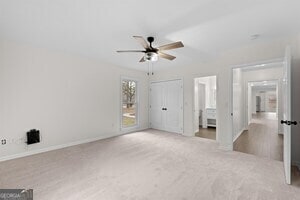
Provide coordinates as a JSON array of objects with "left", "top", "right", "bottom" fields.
[{"left": 147, "top": 37, "right": 154, "bottom": 43}]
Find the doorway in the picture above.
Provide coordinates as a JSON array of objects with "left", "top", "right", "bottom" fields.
[
  {"left": 230, "top": 48, "right": 294, "bottom": 184},
  {"left": 234, "top": 79, "right": 283, "bottom": 161},
  {"left": 231, "top": 62, "right": 284, "bottom": 158},
  {"left": 193, "top": 76, "right": 217, "bottom": 140}
]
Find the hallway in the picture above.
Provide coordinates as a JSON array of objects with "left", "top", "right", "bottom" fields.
[{"left": 233, "top": 112, "right": 283, "bottom": 161}]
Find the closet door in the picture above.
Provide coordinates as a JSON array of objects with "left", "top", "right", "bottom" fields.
[
  {"left": 150, "top": 80, "right": 183, "bottom": 134},
  {"left": 150, "top": 82, "right": 164, "bottom": 130},
  {"left": 164, "top": 80, "right": 183, "bottom": 134}
]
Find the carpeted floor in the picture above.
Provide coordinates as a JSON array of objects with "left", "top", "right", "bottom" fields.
[{"left": 0, "top": 129, "right": 299, "bottom": 200}]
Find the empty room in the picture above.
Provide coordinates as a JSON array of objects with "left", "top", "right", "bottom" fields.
[{"left": 1, "top": 0, "right": 300, "bottom": 199}]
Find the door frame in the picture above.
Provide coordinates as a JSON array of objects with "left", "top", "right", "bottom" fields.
[
  {"left": 149, "top": 78, "right": 184, "bottom": 134},
  {"left": 192, "top": 75, "right": 219, "bottom": 141},
  {"left": 229, "top": 58, "right": 284, "bottom": 146}
]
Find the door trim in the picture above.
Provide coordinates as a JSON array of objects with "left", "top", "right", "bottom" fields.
[
  {"left": 192, "top": 75, "right": 218, "bottom": 141},
  {"left": 120, "top": 76, "right": 140, "bottom": 133},
  {"left": 229, "top": 58, "right": 285, "bottom": 147}
]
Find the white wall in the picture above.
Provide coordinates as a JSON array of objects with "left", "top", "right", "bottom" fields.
[
  {"left": 232, "top": 68, "right": 244, "bottom": 140},
  {"left": 253, "top": 89, "right": 277, "bottom": 112},
  {"left": 150, "top": 36, "right": 300, "bottom": 157},
  {"left": 193, "top": 79, "right": 199, "bottom": 132},
  {"left": 0, "top": 39, "right": 149, "bottom": 160}
]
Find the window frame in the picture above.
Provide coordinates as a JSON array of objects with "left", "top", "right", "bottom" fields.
[{"left": 120, "top": 76, "right": 139, "bottom": 131}]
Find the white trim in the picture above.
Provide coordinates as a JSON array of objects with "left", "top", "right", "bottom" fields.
[
  {"left": 230, "top": 57, "right": 285, "bottom": 144},
  {"left": 231, "top": 58, "right": 284, "bottom": 69},
  {"left": 219, "top": 143, "right": 233, "bottom": 151},
  {"left": 0, "top": 128, "right": 148, "bottom": 162},
  {"left": 149, "top": 77, "right": 184, "bottom": 84},
  {"left": 233, "top": 128, "right": 246, "bottom": 142}
]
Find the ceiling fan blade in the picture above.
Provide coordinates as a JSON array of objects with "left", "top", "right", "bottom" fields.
[
  {"left": 133, "top": 36, "right": 150, "bottom": 49},
  {"left": 158, "top": 52, "right": 176, "bottom": 60},
  {"left": 158, "top": 41, "right": 184, "bottom": 51},
  {"left": 139, "top": 57, "right": 146, "bottom": 62},
  {"left": 116, "top": 50, "right": 145, "bottom": 53}
]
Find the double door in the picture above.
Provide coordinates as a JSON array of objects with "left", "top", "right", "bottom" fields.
[{"left": 150, "top": 79, "right": 183, "bottom": 134}]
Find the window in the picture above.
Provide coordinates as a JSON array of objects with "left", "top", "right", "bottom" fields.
[{"left": 121, "top": 78, "right": 138, "bottom": 128}]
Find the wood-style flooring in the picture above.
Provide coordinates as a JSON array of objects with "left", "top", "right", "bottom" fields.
[
  {"left": 195, "top": 127, "right": 216, "bottom": 140},
  {"left": 233, "top": 112, "right": 283, "bottom": 161}
]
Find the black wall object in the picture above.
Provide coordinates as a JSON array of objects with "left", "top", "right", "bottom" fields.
[{"left": 27, "top": 129, "right": 40, "bottom": 145}]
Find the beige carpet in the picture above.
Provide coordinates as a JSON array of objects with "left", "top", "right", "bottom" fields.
[{"left": 0, "top": 129, "right": 299, "bottom": 200}]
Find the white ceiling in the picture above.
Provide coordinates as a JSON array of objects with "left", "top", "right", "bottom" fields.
[{"left": 1, "top": 0, "right": 300, "bottom": 71}]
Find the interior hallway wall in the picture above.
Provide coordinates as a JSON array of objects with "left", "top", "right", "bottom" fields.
[{"left": 232, "top": 68, "right": 244, "bottom": 140}]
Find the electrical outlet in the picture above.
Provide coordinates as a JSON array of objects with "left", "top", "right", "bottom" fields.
[{"left": 1, "top": 139, "right": 7, "bottom": 145}]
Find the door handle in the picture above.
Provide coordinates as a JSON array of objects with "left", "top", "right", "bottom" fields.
[
  {"left": 281, "top": 120, "right": 298, "bottom": 125},
  {"left": 290, "top": 121, "right": 298, "bottom": 125}
]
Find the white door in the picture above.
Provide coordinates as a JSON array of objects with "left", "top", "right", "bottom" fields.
[
  {"left": 150, "top": 80, "right": 183, "bottom": 134},
  {"left": 282, "top": 47, "right": 292, "bottom": 184},
  {"left": 198, "top": 84, "right": 206, "bottom": 128},
  {"left": 194, "top": 80, "right": 199, "bottom": 133},
  {"left": 150, "top": 82, "right": 164, "bottom": 130},
  {"left": 247, "top": 83, "right": 252, "bottom": 124},
  {"left": 164, "top": 80, "right": 183, "bottom": 134}
]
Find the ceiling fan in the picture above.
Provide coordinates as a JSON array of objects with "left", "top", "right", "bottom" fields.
[{"left": 116, "top": 36, "right": 184, "bottom": 62}]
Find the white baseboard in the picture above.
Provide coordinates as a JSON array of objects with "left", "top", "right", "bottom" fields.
[
  {"left": 233, "top": 128, "right": 246, "bottom": 142},
  {"left": 219, "top": 143, "right": 233, "bottom": 151},
  {"left": 0, "top": 128, "right": 148, "bottom": 162}
]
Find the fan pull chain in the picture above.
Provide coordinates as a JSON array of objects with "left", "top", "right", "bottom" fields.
[
  {"left": 151, "top": 62, "right": 154, "bottom": 75},
  {"left": 146, "top": 62, "right": 155, "bottom": 76}
]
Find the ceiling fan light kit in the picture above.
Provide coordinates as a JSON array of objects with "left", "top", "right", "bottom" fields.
[
  {"left": 117, "top": 36, "right": 184, "bottom": 63},
  {"left": 144, "top": 52, "right": 158, "bottom": 62}
]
